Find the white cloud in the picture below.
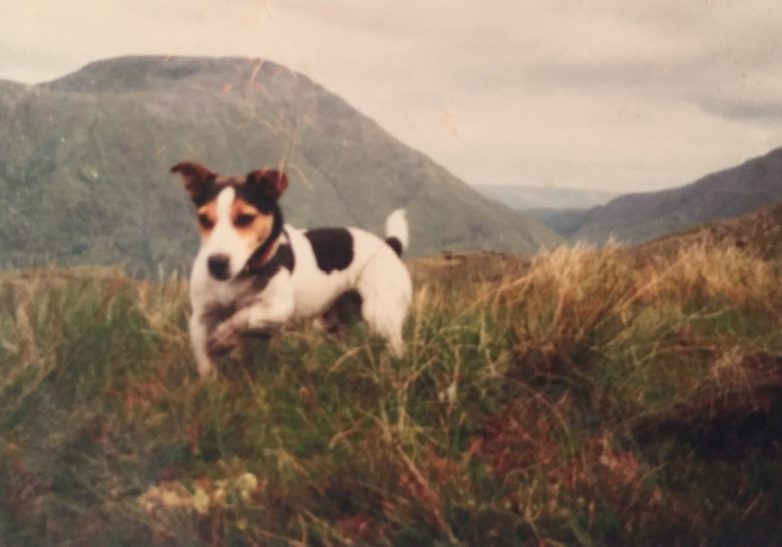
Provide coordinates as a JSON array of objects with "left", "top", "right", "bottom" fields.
[{"left": 1, "top": 0, "right": 781, "bottom": 191}]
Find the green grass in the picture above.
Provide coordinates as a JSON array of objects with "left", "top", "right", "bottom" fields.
[{"left": 1, "top": 244, "right": 782, "bottom": 545}]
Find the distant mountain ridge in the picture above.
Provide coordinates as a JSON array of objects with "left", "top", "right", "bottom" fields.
[
  {"left": 473, "top": 184, "right": 617, "bottom": 211},
  {"left": 0, "top": 56, "right": 560, "bottom": 274},
  {"left": 566, "top": 148, "right": 782, "bottom": 244}
]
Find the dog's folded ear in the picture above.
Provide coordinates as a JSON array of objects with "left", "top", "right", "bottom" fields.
[
  {"left": 246, "top": 169, "right": 289, "bottom": 200},
  {"left": 171, "top": 162, "right": 217, "bottom": 203}
]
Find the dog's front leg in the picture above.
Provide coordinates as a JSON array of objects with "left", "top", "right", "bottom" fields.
[
  {"left": 190, "top": 313, "right": 216, "bottom": 378},
  {"left": 207, "top": 294, "right": 294, "bottom": 357}
]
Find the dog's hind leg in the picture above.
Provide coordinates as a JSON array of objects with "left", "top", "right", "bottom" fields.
[
  {"left": 359, "top": 290, "right": 407, "bottom": 357},
  {"left": 355, "top": 252, "right": 412, "bottom": 357}
]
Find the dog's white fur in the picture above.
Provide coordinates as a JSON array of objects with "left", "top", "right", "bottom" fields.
[{"left": 188, "top": 186, "right": 412, "bottom": 377}]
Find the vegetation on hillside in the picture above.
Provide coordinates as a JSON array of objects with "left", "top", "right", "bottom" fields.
[
  {"left": 2, "top": 232, "right": 782, "bottom": 544},
  {"left": 0, "top": 56, "right": 559, "bottom": 275}
]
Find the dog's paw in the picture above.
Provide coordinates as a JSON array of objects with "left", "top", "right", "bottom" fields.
[{"left": 208, "top": 323, "right": 239, "bottom": 357}]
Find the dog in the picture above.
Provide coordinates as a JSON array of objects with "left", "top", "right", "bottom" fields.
[{"left": 171, "top": 161, "right": 413, "bottom": 377}]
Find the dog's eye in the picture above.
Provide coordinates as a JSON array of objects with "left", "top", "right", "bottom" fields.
[
  {"left": 198, "top": 214, "right": 214, "bottom": 230},
  {"left": 235, "top": 213, "right": 257, "bottom": 227}
]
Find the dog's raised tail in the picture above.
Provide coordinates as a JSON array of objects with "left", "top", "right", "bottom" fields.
[{"left": 385, "top": 208, "right": 409, "bottom": 257}]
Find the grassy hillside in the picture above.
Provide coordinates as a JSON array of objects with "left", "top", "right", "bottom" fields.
[
  {"left": 2, "top": 221, "right": 782, "bottom": 544},
  {"left": 0, "top": 56, "right": 560, "bottom": 275},
  {"left": 635, "top": 200, "right": 782, "bottom": 262},
  {"left": 564, "top": 147, "right": 782, "bottom": 245}
]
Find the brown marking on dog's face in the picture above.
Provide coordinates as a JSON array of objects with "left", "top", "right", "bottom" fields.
[
  {"left": 230, "top": 197, "right": 276, "bottom": 252},
  {"left": 195, "top": 201, "right": 218, "bottom": 240}
]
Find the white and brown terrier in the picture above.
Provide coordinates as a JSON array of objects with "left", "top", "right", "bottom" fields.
[{"left": 172, "top": 162, "right": 412, "bottom": 377}]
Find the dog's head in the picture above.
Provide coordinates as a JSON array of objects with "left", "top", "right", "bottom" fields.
[{"left": 172, "top": 162, "right": 288, "bottom": 281}]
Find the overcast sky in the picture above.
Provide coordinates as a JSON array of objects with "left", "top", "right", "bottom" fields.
[{"left": 2, "top": 0, "right": 782, "bottom": 191}]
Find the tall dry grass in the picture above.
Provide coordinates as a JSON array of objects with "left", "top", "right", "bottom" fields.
[{"left": 1, "top": 242, "right": 781, "bottom": 545}]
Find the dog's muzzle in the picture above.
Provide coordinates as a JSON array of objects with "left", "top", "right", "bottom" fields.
[{"left": 207, "top": 254, "right": 231, "bottom": 280}]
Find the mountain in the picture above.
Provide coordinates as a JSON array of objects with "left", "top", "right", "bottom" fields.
[
  {"left": 473, "top": 184, "right": 617, "bottom": 211},
  {"left": 566, "top": 148, "right": 782, "bottom": 245},
  {"left": 0, "top": 56, "right": 560, "bottom": 274}
]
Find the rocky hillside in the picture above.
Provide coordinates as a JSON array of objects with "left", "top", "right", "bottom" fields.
[{"left": 0, "top": 56, "right": 560, "bottom": 275}]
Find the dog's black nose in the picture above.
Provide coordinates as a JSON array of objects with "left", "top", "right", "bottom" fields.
[{"left": 207, "top": 254, "right": 231, "bottom": 280}]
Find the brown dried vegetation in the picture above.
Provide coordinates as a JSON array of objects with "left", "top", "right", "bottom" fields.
[{"left": 2, "top": 206, "right": 782, "bottom": 544}]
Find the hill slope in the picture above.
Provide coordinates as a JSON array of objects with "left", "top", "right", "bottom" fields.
[
  {"left": 568, "top": 148, "right": 782, "bottom": 244},
  {"left": 633, "top": 199, "right": 782, "bottom": 262},
  {"left": 0, "top": 56, "right": 560, "bottom": 274}
]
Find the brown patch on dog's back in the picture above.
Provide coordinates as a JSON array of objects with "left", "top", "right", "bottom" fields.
[{"left": 304, "top": 228, "right": 354, "bottom": 273}]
